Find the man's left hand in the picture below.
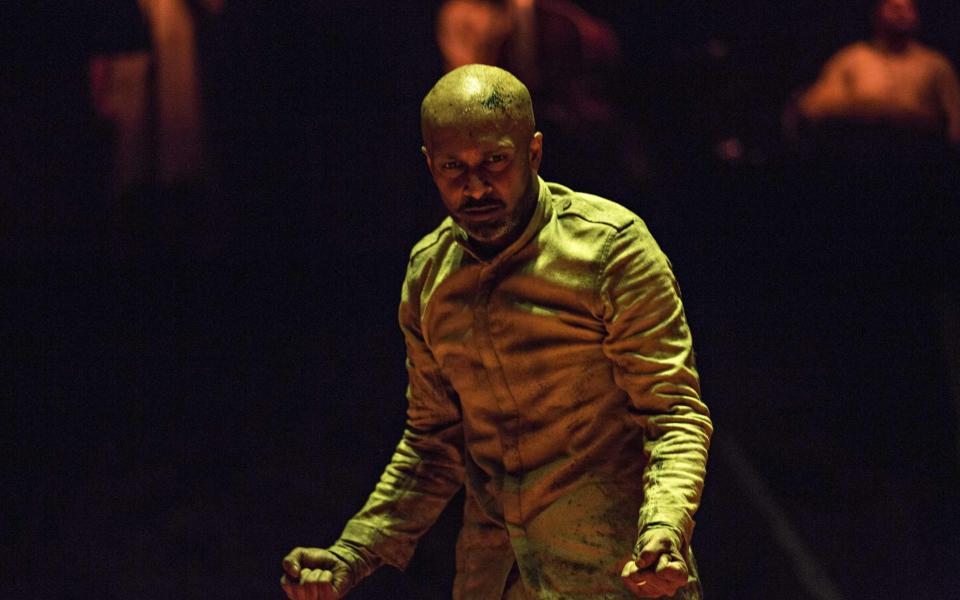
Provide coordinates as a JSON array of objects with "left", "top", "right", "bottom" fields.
[{"left": 620, "top": 527, "right": 688, "bottom": 598}]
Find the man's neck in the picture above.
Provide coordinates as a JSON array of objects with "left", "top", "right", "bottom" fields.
[{"left": 872, "top": 33, "right": 913, "bottom": 55}]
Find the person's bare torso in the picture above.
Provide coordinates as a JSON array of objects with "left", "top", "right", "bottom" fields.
[{"left": 837, "top": 40, "right": 947, "bottom": 128}]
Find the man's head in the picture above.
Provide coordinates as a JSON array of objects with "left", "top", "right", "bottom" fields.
[
  {"left": 421, "top": 64, "right": 543, "bottom": 253},
  {"left": 874, "top": 0, "right": 919, "bottom": 38},
  {"left": 435, "top": 0, "right": 510, "bottom": 70}
]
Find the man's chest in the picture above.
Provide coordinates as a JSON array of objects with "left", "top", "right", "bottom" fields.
[
  {"left": 848, "top": 50, "right": 938, "bottom": 108},
  {"left": 419, "top": 254, "right": 632, "bottom": 474},
  {"left": 423, "top": 261, "right": 605, "bottom": 377}
]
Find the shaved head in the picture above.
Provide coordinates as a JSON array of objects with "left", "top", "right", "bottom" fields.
[
  {"left": 419, "top": 64, "right": 543, "bottom": 254},
  {"left": 421, "top": 64, "right": 535, "bottom": 147}
]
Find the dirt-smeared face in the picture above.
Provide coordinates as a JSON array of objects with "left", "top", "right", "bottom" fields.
[
  {"left": 423, "top": 115, "right": 542, "bottom": 253},
  {"left": 420, "top": 65, "right": 542, "bottom": 254}
]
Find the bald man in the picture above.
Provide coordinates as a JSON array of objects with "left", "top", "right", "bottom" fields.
[
  {"left": 798, "top": 0, "right": 960, "bottom": 144},
  {"left": 281, "top": 65, "right": 711, "bottom": 600}
]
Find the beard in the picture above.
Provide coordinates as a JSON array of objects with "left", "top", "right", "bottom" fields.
[
  {"left": 456, "top": 188, "right": 535, "bottom": 248},
  {"left": 457, "top": 211, "right": 515, "bottom": 243},
  {"left": 453, "top": 173, "right": 539, "bottom": 250}
]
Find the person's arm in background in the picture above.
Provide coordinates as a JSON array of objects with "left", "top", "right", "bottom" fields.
[
  {"left": 281, "top": 262, "right": 466, "bottom": 600},
  {"left": 89, "top": 52, "right": 151, "bottom": 195},
  {"left": 797, "top": 47, "right": 857, "bottom": 122},
  {"left": 934, "top": 55, "right": 960, "bottom": 145},
  {"left": 599, "top": 220, "right": 713, "bottom": 598}
]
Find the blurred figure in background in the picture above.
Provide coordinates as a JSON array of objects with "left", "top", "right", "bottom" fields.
[
  {"left": 782, "top": 0, "right": 960, "bottom": 591},
  {"left": 796, "top": 0, "right": 960, "bottom": 143},
  {"left": 1, "top": 1, "right": 149, "bottom": 262},
  {"left": 435, "top": 0, "right": 648, "bottom": 202},
  {"left": 92, "top": 0, "right": 226, "bottom": 195},
  {"left": 91, "top": 0, "right": 226, "bottom": 260},
  {"left": 786, "top": 0, "right": 960, "bottom": 262},
  {"left": 785, "top": 0, "right": 960, "bottom": 296}
]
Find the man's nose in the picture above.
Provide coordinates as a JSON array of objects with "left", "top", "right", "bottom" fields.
[{"left": 463, "top": 171, "right": 491, "bottom": 198}]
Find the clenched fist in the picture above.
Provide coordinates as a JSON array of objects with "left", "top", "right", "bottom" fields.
[
  {"left": 281, "top": 547, "right": 351, "bottom": 600},
  {"left": 620, "top": 527, "right": 689, "bottom": 598}
]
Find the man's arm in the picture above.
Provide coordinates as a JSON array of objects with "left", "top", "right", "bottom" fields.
[
  {"left": 798, "top": 48, "right": 857, "bottom": 121},
  {"left": 282, "top": 264, "right": 466, "bottom": 599},
  {"left": 599, "top": 220, "right": 712, "bottom": 597},
  {"left": 934, "top": 56, "right": 960, "bottom": 144}
]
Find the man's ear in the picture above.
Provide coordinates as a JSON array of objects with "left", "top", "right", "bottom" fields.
[
  {"left": 529, "top": 132, "right": 543, "bottom": 173},
  {"left": 421, "top": 145, "right": 433, "bottom": 171}
]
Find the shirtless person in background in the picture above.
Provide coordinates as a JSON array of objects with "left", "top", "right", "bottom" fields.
[
  {"left": 798, "top": 0, "right": 960, "bottom": 144},
  {"left": 794, "top": 5, "right": 960, "bottom": 577}
]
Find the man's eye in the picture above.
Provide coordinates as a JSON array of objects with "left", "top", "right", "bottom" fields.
[
  {"left": 485, "top": 155, "right": 509, "bottom": 171},
  {"left": 442, "top": 161, "right": 463, "bottom": 170}
]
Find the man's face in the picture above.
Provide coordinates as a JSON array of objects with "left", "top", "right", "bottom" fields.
[
  {"left": 423, "top": 118, "right": 542, "bottom": 250},
  {"left": 876, "top": 0, "right": 918, "bottom": 36}
]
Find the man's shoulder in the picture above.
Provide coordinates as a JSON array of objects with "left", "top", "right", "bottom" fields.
[
  {"left": 839, "top": 40, "right": 950, "bottom": 67},
  {"left": 547, "top": 181, "right": 639, "bottom": 233},
  {"left": 829, "top": 41, "right": 874, "bottom": 65},
  {"left": 407, "top": 217, "right": 459, "bottom": 271},
  {"left": 909, "top": 42, "right": 954, "bottom": 70}
]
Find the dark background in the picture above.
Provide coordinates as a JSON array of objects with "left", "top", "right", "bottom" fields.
[{"left": 3, "top": 1, "right": 959, "bottom": 598}]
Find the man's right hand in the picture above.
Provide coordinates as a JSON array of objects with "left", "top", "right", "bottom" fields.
[{"left": 281, "top": 547, "right": 351, "bottom": 600}]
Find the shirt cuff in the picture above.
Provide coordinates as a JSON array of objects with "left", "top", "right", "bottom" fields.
[
  {"left": 637, "top": 506, "right": 695, "bottom": 548},
  {"left": 327, "top": 534, "right": 384, "bottom": 595}
]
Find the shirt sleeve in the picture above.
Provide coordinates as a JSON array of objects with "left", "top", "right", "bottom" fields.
[
  {"left": 598, "top": 219, "right": 713, "bottom": 547},
  {"left": 329, "top": 259, "right": 466, "bottom": 586}
]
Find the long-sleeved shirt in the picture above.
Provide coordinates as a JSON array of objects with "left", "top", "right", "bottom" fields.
[{"left": 330, "top": 178, "right": 712, "bottom": 599}]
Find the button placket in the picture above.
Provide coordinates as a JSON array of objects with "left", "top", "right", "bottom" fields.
[{"left": 474, "top": 265, "right": 526, "bottom": 527}]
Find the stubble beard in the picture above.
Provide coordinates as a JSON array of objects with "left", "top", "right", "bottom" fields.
[
  {"left": 460, "top": 178, "right": 537, "bottom": 248},
  {"left": 459, "top": 213, "right": 516, "bottom": 244}
]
